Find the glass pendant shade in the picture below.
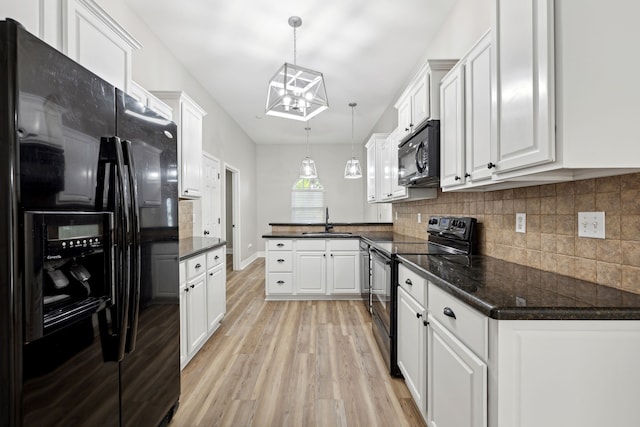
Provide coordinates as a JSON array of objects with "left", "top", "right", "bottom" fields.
[
  {"left": 266, "top": 63, "right": 329, "bottom": 121},
  {"left": 299, "top": 157, "right": 318, "bottom": 178},
  {"left": 344, "top": 158, "right": 362, "bottom": 179}
]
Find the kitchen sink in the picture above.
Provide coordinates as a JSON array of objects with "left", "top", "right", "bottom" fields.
[{"left": 301, "top": 231, "right": 353, "bottom": 237}]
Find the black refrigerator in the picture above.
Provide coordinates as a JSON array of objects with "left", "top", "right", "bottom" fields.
[{"left": 0, "top": 19, "right": 180, "bottom": 427}]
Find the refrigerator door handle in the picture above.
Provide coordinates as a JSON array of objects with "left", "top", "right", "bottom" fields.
[
  {"left": 97, "top": 136, "right": 131, "bottom": 362},
  {"left": 122, "top": 139, "right": 141, "bottom": 353}
]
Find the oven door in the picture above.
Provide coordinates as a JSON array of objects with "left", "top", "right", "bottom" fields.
[
  {"left": 370, "top": 248, "right": 391, "bottom": 337},
  {"left": 397, "top": 138, "right": 420, "bottom": 186}
]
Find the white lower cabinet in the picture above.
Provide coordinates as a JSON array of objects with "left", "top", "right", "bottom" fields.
[
  {"left": 427, "top": 317, "right": 487, "bottom": 427},
  {"left": 179, "top": 246, "right": 227, "bottom": 369},
  {"left": 265, "top": 238, "right": 359, "bottom": 299},
  {"left": 397, "top": 286, "right": 427, "bottom": 420}
]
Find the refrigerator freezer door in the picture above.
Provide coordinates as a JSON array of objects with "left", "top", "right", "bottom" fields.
[{"left": 116, "top": 89, "right": 180, "bottom": 427}]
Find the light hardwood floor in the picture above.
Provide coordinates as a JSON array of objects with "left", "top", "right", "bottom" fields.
[{"left": 171, "top": 258, "right": 426, "bottom": 427}]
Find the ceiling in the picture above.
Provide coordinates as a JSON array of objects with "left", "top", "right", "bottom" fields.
[{"left": 125, "top": 0, "right": 458, "bottom": 145}]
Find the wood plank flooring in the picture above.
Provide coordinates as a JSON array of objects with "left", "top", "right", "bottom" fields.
[{"left": 171, "top": 258, "right": 426, "bottom": 427}]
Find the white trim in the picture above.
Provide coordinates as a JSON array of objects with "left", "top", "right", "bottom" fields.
[
  {"left": 73, "top": 0, "right": 142, "bottom": 49},
  {"left": 256, "top": 251, "right": 266, "bottom": 259},
  {"left": 202, "top": 152, "right": 221, "bottom": 238},
  {"left": 224, "top": 163, "right": 241, "bottom": 272},
  {"left": 239, "top": 252, "right": 259, "bottom": 270}
]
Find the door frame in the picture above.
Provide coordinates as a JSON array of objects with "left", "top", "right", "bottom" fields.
[{"left": 224, "top": 163, "right": 241, "bottom": 271}]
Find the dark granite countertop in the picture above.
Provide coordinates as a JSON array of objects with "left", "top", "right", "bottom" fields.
[
  {"left": 179, "top": 237, "right": 226, "bottom": 260},
  {"left": 268, "top": 222, "right": 392, "bottom": 226},
  {"left": 398, "top": 254, "right": 640, "bottom": 320}
]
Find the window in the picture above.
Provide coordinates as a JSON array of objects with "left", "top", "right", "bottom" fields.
[{"left": 291, "top": 178, "right": 325, "bottom": 222}]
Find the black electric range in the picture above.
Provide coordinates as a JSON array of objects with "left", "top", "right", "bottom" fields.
[{"left": 368, "top": 216, "right": 477, "bottom": 376}]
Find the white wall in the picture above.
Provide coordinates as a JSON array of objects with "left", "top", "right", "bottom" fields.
[{"left": 256, "top": 143, "right": 366, "bottom": 252}]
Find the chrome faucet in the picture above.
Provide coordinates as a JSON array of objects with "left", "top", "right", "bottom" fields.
[{"left": 325, "top": 207, "right": 334, "bottom": 232}]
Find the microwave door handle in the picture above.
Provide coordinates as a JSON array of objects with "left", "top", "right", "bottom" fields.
[
  {"left": 414, "top": 141, "right": 425, "bottom": 173},
  {"left": 122, "top": 139, "right": 141, "bottom": 353}
]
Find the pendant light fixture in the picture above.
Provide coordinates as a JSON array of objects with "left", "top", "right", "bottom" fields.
[
  {"left": 299, "top": 125, "right": 318, "bottom": 178},
  {"left": 344, "top": 102, "right": 363, "bottom": 179},
  {"left": 266, "top": 16, "right": 329, "bottom": 121}
]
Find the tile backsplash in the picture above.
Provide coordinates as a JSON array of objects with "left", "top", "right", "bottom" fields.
[
  {"left": 393, "top": 173, "right": 640, "bottom": 295},
  {"left": 179, "top": 200, "right": 193, "bottom": 238}
]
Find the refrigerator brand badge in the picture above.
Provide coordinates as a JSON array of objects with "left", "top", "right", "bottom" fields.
[{"left": 46, "top": 255, "right": 62, "bottom": 260}]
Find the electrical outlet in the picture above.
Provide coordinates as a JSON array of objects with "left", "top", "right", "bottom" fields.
[
  {"left": 248, "top": 243, "right": 253, "bottom": 249},
  {"left": 417, "top": 213, "right": 421, "bottom": 223},
  {"left": 516, "top": 213, "right": 526, "bottom": 233},
  {"left": 395, "top": 211, "right": 398, "bottom": 221},
  {"left": 578, "top": 212, "right": 605, "bottom": 239}
]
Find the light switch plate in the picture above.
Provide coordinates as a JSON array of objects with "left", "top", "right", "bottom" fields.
[
  {"left": 578, "top": 212, "right": 605, "bottom": 239},
  {"left": 516, "top": 213, "right": 526, "bottom": 233}
]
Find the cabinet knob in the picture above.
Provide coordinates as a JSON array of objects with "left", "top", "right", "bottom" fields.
[
  {"left": 330, "top": 253, "right": 334, "bottom": 257},
  {"left": 277, "top": 280, "right": 284, "bottom": 284},
  {"left": 190, "top": 284, "right": 195, "bottom": 289},
  {"left": 416, "top": 312, "right": 423, "bottom": 319},
  {"left": 443, "top": 307, "right": 456, "bottom": 319},
  {"left": 195, "top": 263, "right": 202, "bottom": 269},
  {"left": 204, "top": 230, "right": 210, "bottom": 235},
  {"left": 277, "top": 259, "right": 285, "bottom": 263},
  {"left": 423, "top": 320, "right": 429, "bottom": 327},
  {"left": 405, "top": 127, "right": 410, "bottom": 132},
  {"left": 185, "top": 287, "right": 189, "bottom": 292},
  {"left": 405, "top": 278, "right": 413, "bottom": 286},
  {"left": 214, "top": 255, "right": 219, "bottom": 260},
  {"left": 323, "top": 254, "right": 326, "bottom": 257},
  {"left": 464, "top": 172, "right": 471, "bottom": 178},
  {"left": 184, "top": 189, "right": 189, "bottom": 193},
  {"left": 487, "top": 162, "right": 496, "bottom": 169},
  {"left": 454, "top": 176, "right": 461, "bottom": 181},
  {"left": 209, "top": 273, "right": 213, "bottom": 276}
]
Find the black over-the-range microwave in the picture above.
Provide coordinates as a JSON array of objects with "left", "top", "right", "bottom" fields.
[{"left": 397, "top": 119, "right": 440, "bottom": 187}]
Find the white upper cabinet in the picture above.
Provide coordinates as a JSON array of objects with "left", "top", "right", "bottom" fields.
[
  {"left": 5, "top": 0, "right": 140, "bottom": 92},
  {"left": 395, "top": 59, "right": 458, "bottom": 138},
  {"left": 153, "top": 91, "right": 207, "bottom": 199},
  {"left": 366, "top": 137, "right": 377, "bottom": 203},
  {"left": 491, "top": 0, "right": 640, "bottom": 183},
  {"left": 441, "top": 31, "right": 494, "bottom": 190},
  {"left": 494, "top": 0, "right": 554, "bottom": 174}
]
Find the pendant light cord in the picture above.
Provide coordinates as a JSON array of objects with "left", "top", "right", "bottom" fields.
[{"left": 349, "top": 102, "right": 357, "bottom": 158}]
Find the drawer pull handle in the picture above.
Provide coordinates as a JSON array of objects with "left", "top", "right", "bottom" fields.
[
  {"left": 277, "top": 280, "right": 285, "bottom": 284},
  {"left": 195, "top": 263, "right": 202, "bottom": 269},
  {"left": 405, "top": 278, "right": 413, "bottom": 286},
  {"left": 214, "top": 255, "right": 219, "bottom": 260},
  {"left": 277, "top": 259, "right": 285, "bottom": 263},
  {"left": 443, "top": 307, "right": 456, "bottom": 319},
  {"left": 277, "top": 243, "right": 285, "bottom": 247}
]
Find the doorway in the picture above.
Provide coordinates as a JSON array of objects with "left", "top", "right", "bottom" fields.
[{"left": 225, "top": 164, "right": 240, "bottom": 271}]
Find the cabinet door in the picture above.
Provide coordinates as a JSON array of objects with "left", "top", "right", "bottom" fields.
[
  {"left": 206, "top": 265, "right": 226, "bottom": 332},
  {"left": 187, "top": 274, "right": 208, "bottom": 354},
  {"left": 295, "top": 252, "right": 326, "bottom": 294},
  {"left": 388, "top": 130, "right": 408, "bottom": 199},
  {"left": 64, "top": 0, "right": 137, "bottom": 91},
  {"left": 328, "top": 251, "right": 359, "bottom": 294},
  {"left": 179, "top": 265, "right": 188, "bottom": 369},
  {"left": 495, "top": 0, "right": 555, "bottom": 173},
  {"left": 397, "top": 287, "right": 427, "bottom": 418},
  {"left": 465, "top": 33, "right": 494, "bottom": 183},
  {"left": 397, "top": 96, "right": 412, "bottom": 138},
  {"left": 411, "top": 72, "right": 430, "bottom": 128},
  {"left": 440, "top": 65, "right": 466, "bottom": 188},
  {"left": 427, "top": 317, "right": 487, "bottom": 427},
  {"left": 378, "top": 139, "right": 393, "bottom": 201},
  {"left": 366, "top": 140, "right": 377, "bottom": 202},
  {"left": 180, "top": 100, "right": 204, "bottom": 198}
]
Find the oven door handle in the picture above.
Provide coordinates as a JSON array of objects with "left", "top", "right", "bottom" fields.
[{"left": 370, "top": 247, "right": 391, "bottom": 265}]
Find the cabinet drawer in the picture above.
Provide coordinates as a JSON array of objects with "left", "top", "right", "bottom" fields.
[
  {"left": 428, "top": 282, "right": 487, "bottom": 360},
  {"left": 268, "top": 239, "right": 292, "bottom": 251},
  {"left": 267, "top": 252, "right": 293, "bottom": 272},
  {"left": 186, "top": 254, "right": 207, "bottom": 280},
  {"left": 398, "top": 263, "right": 426, "bottom": 304},
  {"left": 329, "top": 239, "right": 359, "bottom": 251},
  {"left": 267, "top": 273, "right": 293, "bottom": 294},
  {"left": 206, "top": 247, "right": 225, "bottom": 268},
  {"left": 296, "top": 239, "right": 326, "bottom": 251}
]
